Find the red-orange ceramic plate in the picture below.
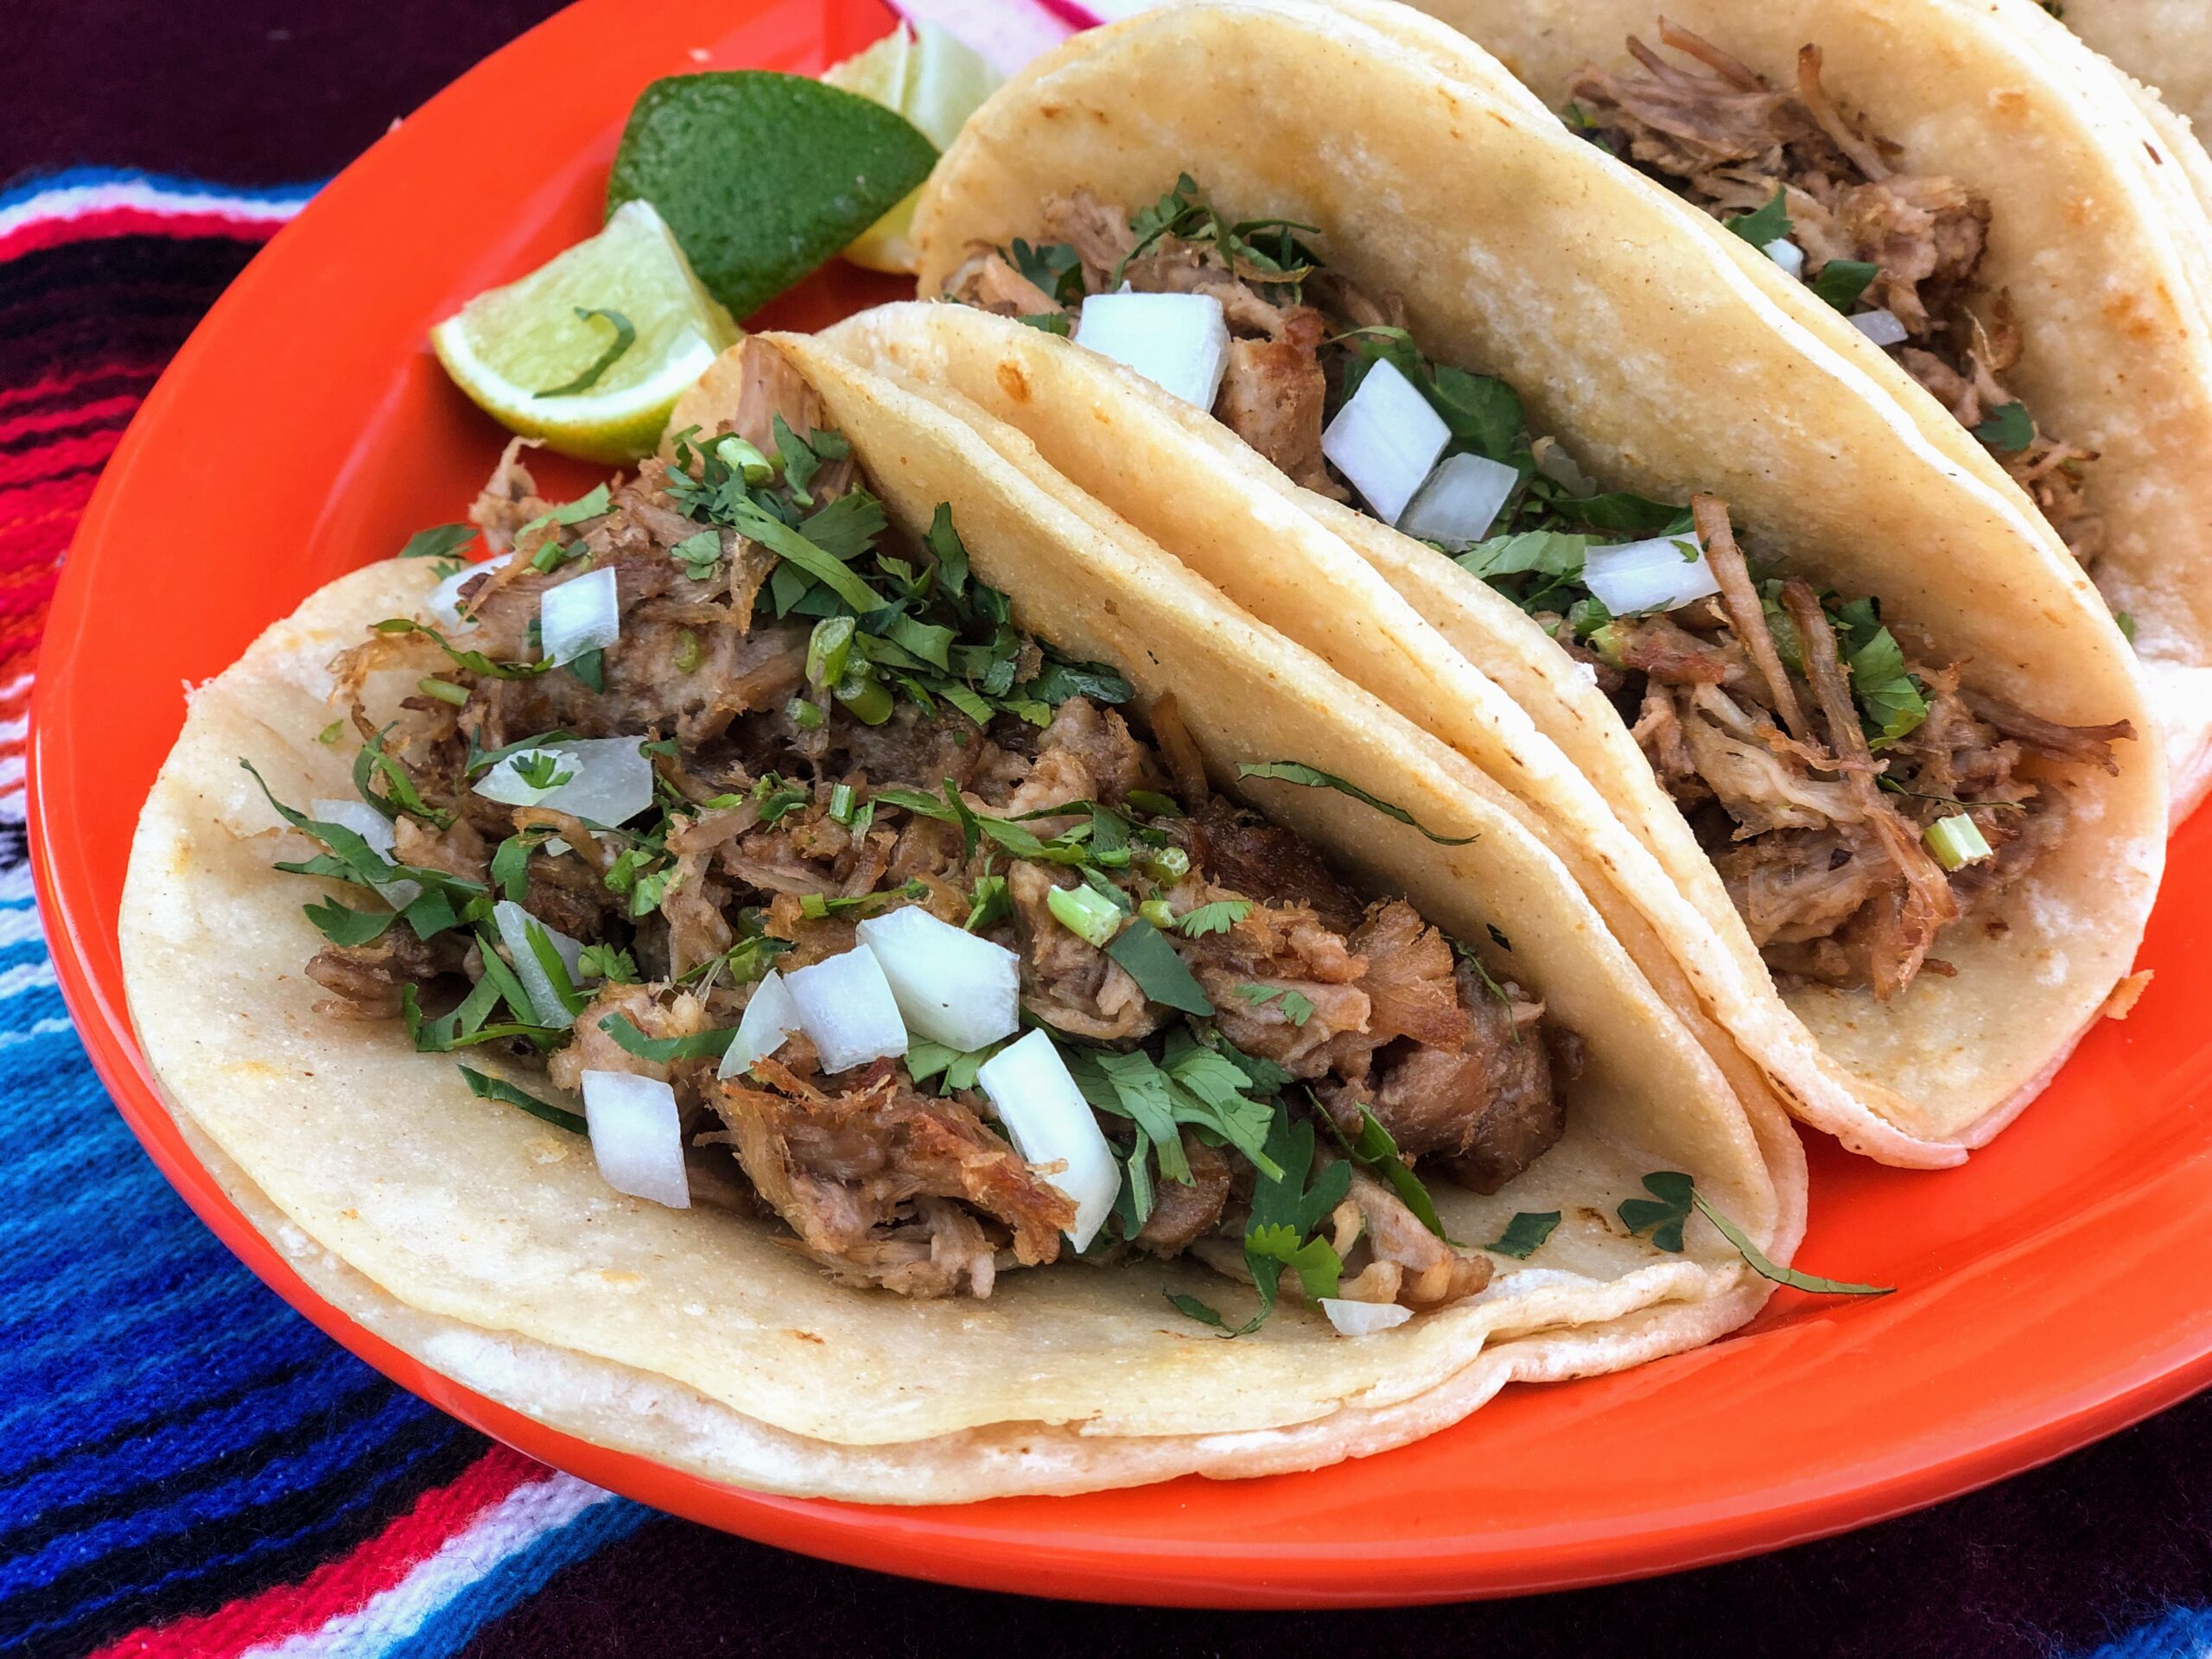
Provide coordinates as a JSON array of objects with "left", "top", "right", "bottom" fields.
[{"left": 31, "top": 0, "right": 2212, "bottom": 1609}]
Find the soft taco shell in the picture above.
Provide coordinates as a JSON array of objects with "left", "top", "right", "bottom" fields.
[
  {"left": 899, "top": 0, "right": 2163, "bottom": 1159},
  {"left": 1325, "top": 0, "right": 2212, "bottom": 815},
  {"left": 121, "top": 340, "right": 1801, "bottom": 1499}
]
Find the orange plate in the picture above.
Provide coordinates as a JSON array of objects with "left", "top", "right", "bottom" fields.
[{"left": 29, "top": 0, "right": 2212, "bottom": 1609}]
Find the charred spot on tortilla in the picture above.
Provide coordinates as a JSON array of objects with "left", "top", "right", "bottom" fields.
[
  {"left": 947, "top": 178, "right": 2132, "bottom": 1002},
  {"left": 254, "top": 336, "right": 1580, "bottom": 1325}
]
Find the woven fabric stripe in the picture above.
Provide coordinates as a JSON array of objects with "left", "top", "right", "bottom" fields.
[{"left": 0, "top": 172, "right": 641, "bottom": 1659}]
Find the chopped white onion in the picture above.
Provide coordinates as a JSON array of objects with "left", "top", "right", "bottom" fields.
[
  {"left": 539, "top": 565, "right": 620, "bottom": 664},
  {"left": 719, "top": 969, "right": 802, "bottom": 1078},
  {"left": 1319, "top": 1297, "right": 1414, "bottom": 1337},
  {"left": 581, "top": 1071, "right": 690, "bottom": 1209},
  {"left": 1320, "top": 358, "right": 1451, "bottom": 524},
  {"left": 1582, "top": 533, "right": 1722, "bottom": 616},
  {"left": 493, "top": 898, "right": 588, "bottom": 1029},
  {"left": 474, "top": 736, "right": 653, "bottom": 826},
  {"left": 782, "top": 944, "right": 909, "bottom": 1073},
  {"left": 426, "top": 552, "right": 514, "bottom": 630},
  {"left": 1072, "top": 289, "right": 1231, "bottom": 410},
  {"left": 854, "top": 906, "right": 1020, "bottom": 1052},
  {"left": 1850, "top": 308, "right": 1910, "bottom": 347},
  {"left": 1762, "top": 238, "right": 1805, "bottom": 279},
  {"left": 310, "top": 798, "right": 421, "bottom": 909},
  {"left": 1397, "top": 451, "right": 1520, "bottom": 550},
  {"left": 976, "top": 1029, "right": 1118, "bottom": 1250}
]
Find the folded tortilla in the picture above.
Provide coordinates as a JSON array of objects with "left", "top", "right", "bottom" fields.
[
  {"left": 120, "top": 333, "right": 1802, "bottom": 1500},
  {"left": 895, "top": 0, "right": 2165, "bottom": 1164},
  {"left": 1324, "top": 0, "right": 2212, "bottom": 818}
]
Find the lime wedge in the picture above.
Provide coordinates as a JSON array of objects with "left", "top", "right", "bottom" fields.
[
  {"left": 430, "top": 200, "right": 739, "bottom": 464},
  {"left": 607, "top": 73, "right": 938, "bottom": 319},
  {"left": 825, "top": 24, "right": 1002, "bottom": 274}
]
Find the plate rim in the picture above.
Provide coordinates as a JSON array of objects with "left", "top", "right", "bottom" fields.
[{"left": 30, "top": 0, "right": 2212, "bottom": 1608}]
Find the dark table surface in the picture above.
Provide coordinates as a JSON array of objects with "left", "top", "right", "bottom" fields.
[{"left": 10, "top": 5, "right": 2211, "bottom": 1656}]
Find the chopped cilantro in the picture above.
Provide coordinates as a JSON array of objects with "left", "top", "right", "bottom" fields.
[
  {"left": 670, "top": 529, "right": 722, "bottom": 582},
  {"left": 1618, "top": 1170, "right": 1695, "bottom": 1252},
  {"left": 399, "top": 524, "right": 478, "bottom": 567},
  {"left": 1239, "top": 982, "right": 1314, "bottom": 1026},
  {"left": 458, "top": 1064, "right": 587, "bottom": 1135},
  {"left": 1103, "top": 917, "right": 1214, "bottom": 1015},
  {"left": 577, "top": 943, "right": 639, "bottom": 983},
  {"left": 1236, "top": 761, "right": 1477, "bottom": 846},
  {"left": 1974, "top": 401, "right": 2036, "bottom": 453},
  {"left": 1809, "top": 257, "right": 1878, "bottom": 313},
  {"left": 597, "top": 1011, "right": 740, "bottom": 1064},
  {"left": 1486, "top": 1211, "right": 1560, "bottom": 1259},
  {"left": 1175, "top": 899, "right": 1250, "bottom": 938},
  {"left": 1725, "top": 186, "right": 1793, "bottom": 249}
]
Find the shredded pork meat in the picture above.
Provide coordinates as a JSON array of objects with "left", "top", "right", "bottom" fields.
[
  {"left": 1566, "top": 22, "right": 2101, "bottom": 561},
  {"left": 298, "top": 337, "right": 1553, "bottom": 1305}
]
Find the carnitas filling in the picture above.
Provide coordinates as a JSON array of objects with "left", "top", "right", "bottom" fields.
[
  {"left": 1564, "top": 21, "right": 2101, "bottom": 564},
  {"left": 947, "top": 180, "right": 2133, "bottom": 1000},
  {"left": 257, "top": 337, "right": 1575, "bottom": 1319}
]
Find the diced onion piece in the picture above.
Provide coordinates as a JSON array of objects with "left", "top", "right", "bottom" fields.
[
  {"left": 1072, "top": 289, "right": 1231, "bottom": 410},
  {"left": 782, "top": 944, "right": 909, "bottom": 1073},
  {"left": 1321, "top": 358, "right": 1451, "bottom": 524},
  {"left": 1923, "top": 812, "right": 1994, "bottom": 872},
  {"left": 426, "top": 552, "right": 514, "bottom": 630},
  {"left": 976, "top": 1029, "right": 1118, "bottom": 1250},
  {"left": 854, "top": 906, "right": 1020, "bottom": 1051},
  {"left": 1850, "top": 308, "right": 1910, "bottom": 347},
  {"left": 310, "top": 798, "right": 420, "bottom": 909},
  {"left": 1582, "top": 534, "right": 1722, "bottom": 616},
  {"left": 1763, "top": 238, "right": 1805, "bottom": 278},
  {"left": 581, "top": 1071, "right": 690, "bottom": 1209},
  {"left": 1319, "top": 1297, "right": 1414, "bottom": 1337},
  {"left": 1398, "top": 452, "right": 1520, "bottom": 550},
  {"left": 539, "top": 565, "right": 620, "bottom": 664},
  {"left": 474, "top": 736, "right": 654, "bottom": 826},
  {"left": 719, "top": 969, "right": 802, "bottom": 1077},
  {"left": 493, "top": 898, "right": 587, "bottom": 1028}
]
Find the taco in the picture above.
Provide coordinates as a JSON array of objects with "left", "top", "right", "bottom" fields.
[
  {"left": 120, "top": 331, "right": 1803, "bottom": 1501},
  {"left": 1323, "top": 0, "right": 2212, "bottom": 815},
  {"left": 882, "top": 0, "right": 2165, "bottom": 1165}
]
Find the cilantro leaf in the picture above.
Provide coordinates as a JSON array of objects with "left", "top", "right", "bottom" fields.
[
  {"left": 304, "top": 894, "right": 397, "bottom": 946},
  {"left": 597, "top": 1012, "right": 740, "bottom": 1064},
  {"left": 1810, "top": 257, "right": 1878, "bottom": 313},
  {"left": 399, "top": 523, "right": 478, "bottom": 563},
  {"left": 1103, "top": 917, "right": 1215, "bottom": 1015},
  {"left": 1974, "top": 401, "right": 2036, "bottom": 453},
  {"left": 1486, "top": 1211, "right": 1560, "bottom": 1259},
  {"left": 1175, "top": 899, "right": 1250, "bottom": 938},
  {"left": 670, "top": 529, "right": 722, "bottom": 582},
  {"left": 1236, "top": 761, "right": 1477, "bottom": 846},
  {"left": 1239, "top": 982, "right": 1314, "bottom": 1026},
  {"left": 1319, "top": 1103, "right": 1447, "bottom": 1240},
  {"left": 1725, "top": 186, "right": 1793, "bottom": 249},
  {"left": 799, "top": 488, "right": 888, "bottom": 561},
  {"left": 459, "top": 1064, "right": 587, "bottom": 1135},
  {"left": 1166, "top": 1290, "right": 1235, "bottom": 1332},
  {"left": 1618, "top": 1170, "right": 1695, "bottom": 1253}
]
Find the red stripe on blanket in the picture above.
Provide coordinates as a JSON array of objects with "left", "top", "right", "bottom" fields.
[
  {"left": 0, "top": 205, "right": 291, "bottom": 264},
  {"left": 84, "top": 1447, "right": 544, "bottom": 1659}
]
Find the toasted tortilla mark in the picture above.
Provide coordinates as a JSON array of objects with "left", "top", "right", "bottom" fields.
[{"left": 997, "top": 359, "right": 1032, "bottom": 403}]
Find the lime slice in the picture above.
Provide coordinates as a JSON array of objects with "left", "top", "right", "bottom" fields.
[
  {"left": 824, "top": 24, "right": 1002, "bottom": 273},
  {"left": 430, "top": 200, "right": 739, "bottom": 464}
]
